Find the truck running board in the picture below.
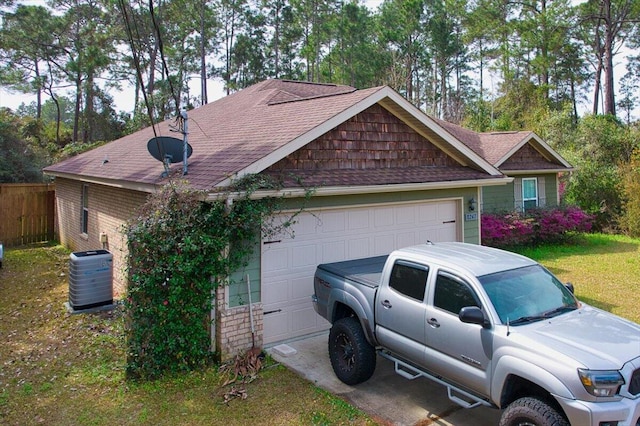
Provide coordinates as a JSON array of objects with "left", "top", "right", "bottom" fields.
[{"left": 378, "top": 351, "right": 492, "bottom": 410}]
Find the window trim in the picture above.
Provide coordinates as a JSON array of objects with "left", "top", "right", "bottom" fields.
[
  {"left": 81, "top": 184, "right": 89, "bottom": 235},
  {"left": 522, "top": 177, "right": 538, "bottom": 211}
]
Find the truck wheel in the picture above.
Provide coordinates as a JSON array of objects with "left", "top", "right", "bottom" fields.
[
  {"left": 500, "top": 397, "right": 568, "bottom": 426},
  {"left": 328, "top": 317, "right": 376, "bottom": 385}
]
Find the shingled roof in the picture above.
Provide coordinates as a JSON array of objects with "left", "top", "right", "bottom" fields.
[
  {"left": 433, "top": 118, "right": 572, "bottom": 172},
  {"left": 44, "top": 79, "right": 508, "bottom": 193}
]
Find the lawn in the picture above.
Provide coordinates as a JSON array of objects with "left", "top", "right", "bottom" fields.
[
  {"left": 0, "top": 244, "right": 374, "bottom": 426},
  {"left": 0, "top": 234, "right": 639, "bottom": 425}
]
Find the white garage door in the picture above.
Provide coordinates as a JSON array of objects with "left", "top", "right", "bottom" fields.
[{"left": 261, "top": 199, "right": 460, "bottom": 345}]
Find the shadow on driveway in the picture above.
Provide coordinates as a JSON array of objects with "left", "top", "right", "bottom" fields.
[{"left": 267, "top": 332, "right": 502, "bottom": 426}]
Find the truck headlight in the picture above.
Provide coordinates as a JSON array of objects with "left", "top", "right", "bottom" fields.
[{"left": 578, "top": 369, "right": 624, "bottom": 397}]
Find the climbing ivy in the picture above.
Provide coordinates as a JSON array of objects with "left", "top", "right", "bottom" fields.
[{"left": 124, "top": 177, "right": 304, "bottom": 379}]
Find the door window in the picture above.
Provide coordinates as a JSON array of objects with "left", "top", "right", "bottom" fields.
[
  {"left": 434, "top": 273, "right": 479, "bottom": 314},
  {"left": 389, "top": 261, "right": 429, "bottom": 301}
]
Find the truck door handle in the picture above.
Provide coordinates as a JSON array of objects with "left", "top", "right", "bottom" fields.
[
  {"left": 381, "top": 300, "right": 392, "bottom": 309},
  {"left": 427, "top": 318, "right": 440, "bottom": 328}
]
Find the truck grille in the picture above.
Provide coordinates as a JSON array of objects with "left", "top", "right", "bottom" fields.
[{"left": 630, "top": 368, "right": 640, "bottom": 395}]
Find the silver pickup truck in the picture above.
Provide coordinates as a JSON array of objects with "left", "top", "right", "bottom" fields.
[{"left": 312, "top": 242, "right": 640, "bottom": 426}]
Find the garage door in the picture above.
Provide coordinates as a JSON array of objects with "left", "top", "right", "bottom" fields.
[{"left": 261, "top": 199, "right": 461, "bottom": 345}]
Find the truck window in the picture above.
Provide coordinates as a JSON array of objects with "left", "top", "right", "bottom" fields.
[
  {"left": 434, "top": 273, "right": 480, "bottom": 315},
  {"left": 389, "top": 262, "right": 429, "bottom": 301}
]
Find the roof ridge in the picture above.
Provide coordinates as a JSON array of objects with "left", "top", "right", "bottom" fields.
[{"left": 267, "top": 88, "right": 358, "bottom": 105}]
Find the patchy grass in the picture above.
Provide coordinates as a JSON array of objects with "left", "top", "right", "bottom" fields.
[{"left": 0, "top": 244, "right": 375, "bottom": 426}]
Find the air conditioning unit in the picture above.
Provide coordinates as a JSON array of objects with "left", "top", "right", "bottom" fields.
[{"left": 68, "top": 250, "right": 113, "bottom": 310}]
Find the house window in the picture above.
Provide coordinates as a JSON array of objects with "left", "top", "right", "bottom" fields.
[
  {"left": 522, "top": 178, "right": 538, "bottom": 211},
  {"left": 389, "top": 261, "right": 429, "bottom": 301},
  {"left": 81, "top": 184, "right": 89, "bottom": 234}
]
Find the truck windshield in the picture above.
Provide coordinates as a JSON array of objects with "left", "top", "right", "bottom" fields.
[{"left": 479, "top": 265, "right": 578, "bottom": 325}]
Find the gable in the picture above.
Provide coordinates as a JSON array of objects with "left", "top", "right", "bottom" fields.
[
  {"left": 500, "top": 143, "right": 565, "bottom": 171},
  {"left": 262, "top": 104, "right": 494, "bottom": 187},
  {"left": 44, "top": 79, "right": 506, "bottom": 193}
]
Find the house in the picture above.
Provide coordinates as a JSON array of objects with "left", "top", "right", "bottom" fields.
[
  {"left": 433, "top": 119, "right": 573, "bottom": 213},
  {"left": 43, "top": 79, "right": 568, "bottom": 358}
]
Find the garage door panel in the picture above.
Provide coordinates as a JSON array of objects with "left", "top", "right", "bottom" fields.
[
  {"left": 348, "top": 238, "right": 371, "bottom": 259},
  {"left": 262, "top": 247, "right": 289, "bottom": 272},
  {"left": 262, "top": 279, "right": 289, "bottom": 305},
  {"left": 373, "top": 233, "right": 397, "bottom": 255},
  {"left": 348, "top": 210, "right": 369, "bottom": 230},
  {"left": 374, "top": 207, "right": 395, "bottom": 227},
  {"left": 322, "top": 241, "right": 346, "bottom": 263},
  {"left": 262, "top": 200, "right": 461, "bottom": 345},
  {"left": 397, "top": 231, "right": 417, "bottom": 247},
  {"left": 292, "top": 307, "right": 321, "bottom": 331},
  {"left": 396, "top": 205, "right": 416, "bottom": 224},
  {"left": 290, "top": 276, "right": 313, "bottom": 299},
  {"left": 321, "top": 211, "right": 347, "bottom": 233},
  {"left": 291, "top": 244, "right": 318, "bottom": 268}
]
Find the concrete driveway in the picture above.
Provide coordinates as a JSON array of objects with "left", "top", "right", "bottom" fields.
[{"left": 267, "top": 332, "right": 501, "bottom": 426}]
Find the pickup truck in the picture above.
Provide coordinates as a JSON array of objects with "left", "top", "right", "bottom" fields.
[{"left": 312, "top": 242, "right": 640, "bottom": 426}]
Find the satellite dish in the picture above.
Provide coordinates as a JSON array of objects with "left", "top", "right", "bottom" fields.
[{"left": 147, "top": 137, "right": 193, "bottom": 164}]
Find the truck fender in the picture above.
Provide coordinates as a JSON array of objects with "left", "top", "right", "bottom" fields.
[
  {"left": 327, "top": 287, "right": 377, "bottom": 346},
  {"left": 491, "top": 355, "right": 575, "bottom": 407}
]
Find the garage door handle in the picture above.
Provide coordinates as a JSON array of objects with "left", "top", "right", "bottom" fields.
[
  {"left": 381, "top": 300, "right": 392, "bottom": 309},
  {"left": 264, "top": 309, "right": 282, "bottom": 315},
  {"left": 442, "top": 220, "right": 456, "bottom": 224}
]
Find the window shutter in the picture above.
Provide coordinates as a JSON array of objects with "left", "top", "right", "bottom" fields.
[
  {"left": 538, "top": 176, "right": 546, "bottom": 207},
  {"left": 514, "top": 179, "right": 523, "bottom": 211}
]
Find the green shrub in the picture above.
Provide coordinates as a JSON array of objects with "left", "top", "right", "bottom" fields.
[
  {"left": 620, "top": 149, "right": 640, "bottom": 237},
  {"left": 124, "top": 178, "right": 301, "bottom": 379}
]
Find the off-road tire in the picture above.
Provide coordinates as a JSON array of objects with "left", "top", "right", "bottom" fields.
[
  {"left": 500, "top": 397, "right": 569, "bottom": 426},
  {"left": 328, "top": 317, "right": 376, "bottom": 385}
]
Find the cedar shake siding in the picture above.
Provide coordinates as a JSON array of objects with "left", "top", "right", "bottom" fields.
[
  {"left": 264, "top": 105, "right": 492, "bottom": 187},
  {"left": 500, "top": 143, "right": 565, "bottom": 171},
  {"left": 268, "top": 105, "right": 459, "bottom": 171}
]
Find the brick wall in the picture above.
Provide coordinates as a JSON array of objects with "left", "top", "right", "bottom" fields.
[
  {"left": 55, "top": 178, "right": 148, "bottom": 295},
  {"left": 56, "top": 178, "right": 261, "bottom": 360},
  {"left": 214, "top": 286, "right": 264, "bottom": 360}
]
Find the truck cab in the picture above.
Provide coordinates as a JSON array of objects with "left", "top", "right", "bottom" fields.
[{"left": 313, "top": 242, "right": 640, "bottom": 426}]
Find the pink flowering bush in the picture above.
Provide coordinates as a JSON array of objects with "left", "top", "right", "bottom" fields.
[{"left": 482, "top": 206, "right": 593, "bottom": 248}]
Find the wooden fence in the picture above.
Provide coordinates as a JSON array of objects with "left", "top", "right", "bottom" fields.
[{"left": 0, "top": 183, "right": 56, "bottom": 247}]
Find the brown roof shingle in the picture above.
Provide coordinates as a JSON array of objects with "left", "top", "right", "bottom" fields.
[
  {"left": 432, "top": 118, "right": 571, "bottom": 170},
  {"left": 44, "top": 79, "right": 510, "bottom": 192}
]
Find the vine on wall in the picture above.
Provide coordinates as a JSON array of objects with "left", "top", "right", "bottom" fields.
[{"left": 124, "top": 177, "right": 304, "bottom": 379}]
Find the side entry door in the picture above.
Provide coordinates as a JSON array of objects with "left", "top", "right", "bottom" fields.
[
  {"left": 375, "top": 260, "right": 429, "bottom": 363},
  {"left": 423, "top": 270, "right": 493, "bottom": 396}
]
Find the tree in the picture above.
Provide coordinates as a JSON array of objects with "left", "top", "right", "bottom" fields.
[
  {"left": 0, "top": 109, "right": 47, "bottom": 183},
  {"left": 576, "top": 0, "right": 638, "bottom": 116},
  {"left": 377, "top": 0, "right": 427, "bottom": 102},
  {"left": 0, "top": 5, "right": 60, "bottom": 118},
  {"left": 320, "top": 1, "right": 384, "bottom": 88}
]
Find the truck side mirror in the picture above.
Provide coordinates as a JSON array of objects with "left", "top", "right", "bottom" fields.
[
  {"left": 459, "top": 306, "right": 490, "bottom": 328},
  {"left": 565, "top": 282, "right": 574, "bottom": 294}
]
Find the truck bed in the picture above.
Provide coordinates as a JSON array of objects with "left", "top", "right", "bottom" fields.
[{"left": 317, "top": 255, "right": 388, "bottom": 288}]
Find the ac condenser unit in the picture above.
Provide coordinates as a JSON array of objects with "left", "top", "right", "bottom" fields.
[{"left": 68, "top": 250, "right": 113, "bottom": 310}]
